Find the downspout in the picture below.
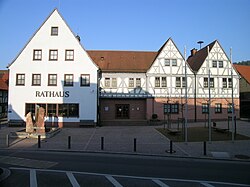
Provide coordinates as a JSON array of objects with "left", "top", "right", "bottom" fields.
[
  {"left": 97, "top": 69, "right": 101, "bottom": 126},
  {"left": 194, "top": 72, "right": 197, "bottom": 122}
]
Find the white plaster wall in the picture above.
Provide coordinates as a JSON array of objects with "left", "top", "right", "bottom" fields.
[{"left": 8, "top": 10, "right": 98, "bottom": 123}]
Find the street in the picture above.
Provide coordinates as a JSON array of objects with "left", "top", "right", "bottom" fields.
[{"left": 0, "top": 149, "right": 250, "bottom": 186}]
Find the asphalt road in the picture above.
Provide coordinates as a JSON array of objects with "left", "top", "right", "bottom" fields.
[{"left": 0, "top": 149, "right": 250, "bottom": 186}]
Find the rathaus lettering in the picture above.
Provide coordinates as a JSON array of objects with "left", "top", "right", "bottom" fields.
[{"left": 35, "top": 91, "right": 69, "bottom": 98}]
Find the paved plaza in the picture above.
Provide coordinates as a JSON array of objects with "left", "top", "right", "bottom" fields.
[{"left": 0, "top": 120, "right": 250, "bottom": 160}]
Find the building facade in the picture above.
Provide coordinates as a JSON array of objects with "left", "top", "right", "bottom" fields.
[
  {"left": 234, "top": 65, "right": 250, "bottom": 118},
  {"left": 0, "top": 70, "right": 8, "bottom": 119},
  {"left": 7, "top": 9, "right": 240, "bottom": 127},
  {"left": 8, "top": 9, "right": 98, "bottom": 127}
]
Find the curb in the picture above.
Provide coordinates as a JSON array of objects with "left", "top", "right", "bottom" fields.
[{"left": 0, "top": 167, "right": 11, "bottom": 182}]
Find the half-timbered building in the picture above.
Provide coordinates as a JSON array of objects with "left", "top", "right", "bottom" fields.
[{"left": 187, "top": 41, "right": 240, "bottom": 121}]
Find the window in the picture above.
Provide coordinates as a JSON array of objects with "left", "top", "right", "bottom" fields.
[
  {"left": 164, "top": 104, "right": 179, "bottom": 114},
  {"left": 164, "top": 59, "right": 170, "bottom": 66},
  {"left": 116, "top": 104, "right": 129, "bottom": 119},
  {"left": 210, "top": 78, "right": 214, "bottom": 88},
  {"left": 51, "top": 27, "right": 58, "bottom": 36},
  {"left": 112, "top": 78, "right": 117, "bottom": 88},
  {"left": 68, "top": 104, "right": 79, "bottom": 117},
  {"left": 49, "top": 50, "right": 58, "bottom": 61},
  {"left": 32, "top": 74, "right": 41, "bottom": 86},
  {"left": 176, "top": 77, "right": 181, "bottom": 87},
  {"left": 59, "top": 103, "right": 79, "bottom": 117},
  {"left": 81, "top": 74, "right": 90, "bottom": 87},
  {"left": 58, "top": 104, "right": 68, "bottom": 117},
  {"left": 172, "top": 59, "right": 177, "bottom": 66},
  {"left": 161, "top": 77, "right": 167, "bottom": 87},
  {"left": 33, "top": 50, "right": 42, "bottom": 60},
  {"left": 215, "top": 103, "right": 222, "bottom": 113},
  {"left": 65, "top": 50, "right": 74, "bottom": 61},
  {"left": 155, "top": 77, "right": 160, "bottom": 87},
  {"left": 219, "top": 61, "right": 223, "bottom": 68},
  {"left": 129, "top": 78, "right": 134, "bottom": 87},
  {"left": 182, "top": 77, "right": 186, "bottom": 87},
  {"left": 48, "top": 104, "right": 57, "bottom": 117},
  {"left": 105, "top": 78, "right": 110, "bottom": 88},
  {"left": 212, "top": 60, "right": 217, "bottom": 68},
  {"left": 202, "top": 103, "right": 209, "bottom": 114},
  {"left": 25, "top": 103, "right": 35, "bottom": 115},
  {"left": 222, "top": 78, "right": 227, "bottom": 88},
  {"left": 204, "top": 78, "right": 208, "bottom": 88},
  {"left": 228, "top": 78, "right": 232, "bottom": 88},
  {"left": 48, "top": 74, "right": 57, "bottom": 86},
  {"left": 228, "top": 103, "right": 232, "bottom": 113},
  {"left": 136, "top": 78, "right": 141, "bottom": 87},
  {"left": 16, "top": 74, "right": 25, "bottom": 86},
  {"left": 64, "top": 74, "right": 73, "bottom": 86}
]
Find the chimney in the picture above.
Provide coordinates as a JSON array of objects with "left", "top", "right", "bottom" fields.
[
  {"left": 190, "top": 48, "right": 197, "bottom": 56},
  {"left": 76, "top": 35, "right": 81, "bottom": 42}
]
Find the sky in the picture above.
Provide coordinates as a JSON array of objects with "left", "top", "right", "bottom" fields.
[{"left": 0, "top": 0, "right": 249, "bottom": 69}]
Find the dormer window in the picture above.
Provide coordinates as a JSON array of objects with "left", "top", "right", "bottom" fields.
[{"left": 51, "top": 27, "right": 58, "bottom": 36}]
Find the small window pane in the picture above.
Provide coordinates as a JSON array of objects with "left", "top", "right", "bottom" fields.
[
  {"left": 48, "top": 104, "right": 57, "bottom": 117},
  {"left": 222, "top": 78, "right": 227, "bottom": 88},
  {"left": 32, "top": 74, "right": 41, "bottom": 86},
  {"left": 219, "top": 61, "right": 223, "bottom": 68},
  {"left": 155, "top": 77, "right": 160, "bottom": 87},
  {"left": 215, "top": 103, "right": 222, "bottom": 113},
  {"left": 64, "top": 74, "right": 73, "bottom": 86},
  {"left": 202, "top": 103, "right": 208, "bottom": 113},
  {"left": 136, "top": 78, "right": 141, "bottom": 87},
  {"left": 129, "top": 78, "right": 134, "bottom": 87},
  {"left": 164, "top": 59, "right": 170, "bottom": 66},
  {"left": 49, "top": 50, "right": 58, "bottom": 61},
  {"left": 104, "top": 78, "right": 110, "bottom": 88},
  {"left": 48, "top": 74, "right": 57, "bottom": 86},
  {"left": 172, "top": 59, "right": 177, "bottom": 66},
  {"left": 161, "top": 77, "right": 167, "bottom": 87},
  {"left": 212, "top": 61, "right": 217, "bottom": 68},
  {"left": 81, "top": 74, "right": 90, "bottom": 86},
  {"left": 176, "top": 77, "right": 181, "bottom": 88},
  {"left": 204, "top": 78, "right": 208, "bottom": 88},
  {"left": 16, "top": 74, "right": 25, "bottom": 86},
  {"left": 228, "top": 78, "right": 232, "bottom": 88},
  {"left": 65, "top": 50, "right": 74, "bottom": 61},
  {"left": 112, "top": 78, "right": 117, "bottom": 88},
  {"left": 33, "top": 50, "right": 42, "bottom": 60},
  {"left": 51, "top": 27, "right": 58, "bottom": 36}
]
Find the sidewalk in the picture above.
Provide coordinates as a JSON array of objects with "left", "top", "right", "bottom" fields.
[{"left": 0, "top": 120, "right": 250, "bottom": 160}]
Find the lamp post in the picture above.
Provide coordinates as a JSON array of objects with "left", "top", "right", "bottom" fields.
[{"left": 197, "top": 41, "right": 204, "bottom": 49}]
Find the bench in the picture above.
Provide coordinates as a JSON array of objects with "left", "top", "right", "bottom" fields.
[
  {"left": 167, "top": 128, "right": 181, "bottom": 135},
  {"left": 79, "top": 120, "right": 95, "bottom": 127},
  {"left": 8, "top": 120, "right": 25, "bottom": 127},
  {"left": 213, "top": 127, "right": 228, "bottom": 133}
]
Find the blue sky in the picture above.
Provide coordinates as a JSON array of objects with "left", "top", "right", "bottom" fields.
[{"left": 0, "top": 0, "right": 249, "bottom": 69}]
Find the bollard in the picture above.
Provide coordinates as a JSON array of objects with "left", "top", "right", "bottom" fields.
[
  {"left": 101, "top": 137, "right": 104, "bottom": 150},
  {"left": 6, "top": 134, "right": 9, "bottom": 147},
  {"left": 68, "top": 136, "right": 71, "bottom": 149},
  {"left": 170, "top": 140, "right": 173, "bottom": 154},
  {"left": 38, "top": 135, "right": 41, "bottom": 148},
  {"left": 134, "top": 138, "right": 137, "bottom": 152},
  {"left": 203, "top": 141, "right": 207, "bottom": 156}
]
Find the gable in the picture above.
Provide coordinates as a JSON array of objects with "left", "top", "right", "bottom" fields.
[
  {"left": 147, "top": 38, "right": 193, "bottom": 75},
  {"left": 8, "top": 9, "right": 98, "bottom": 71}
]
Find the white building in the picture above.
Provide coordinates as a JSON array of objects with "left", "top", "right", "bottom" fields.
[{"left": 7, "top": 9, "right": 99, "bottom": 127}]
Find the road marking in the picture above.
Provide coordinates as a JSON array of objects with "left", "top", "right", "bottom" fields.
[
  {"left": 10, "top": 167, "right": 250, "bottom": 187},
  {"left": 0, "top": 156, "right": 57, "bottom": 168},
  {"left": 30, "top": 169, "right": 37, "bottom": 187},
  {"left": 106, "top": 175, "right": 123, "bottom": 187},
  {"left": 152, "top": 179, "right": 170, "bottom": 187},
  {"left": 66, "top": 172, "right": 80, "bottom": 187},
  {"left": 84, "top": 128, "right": 96, "bottom": 150},
  {"left": 201, "top": 182, "right": 215, "bottom": 187}
]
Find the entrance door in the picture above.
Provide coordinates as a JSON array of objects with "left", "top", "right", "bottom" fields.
[{"left": 116, "top": 104, "right": 129, "bottom": 119}]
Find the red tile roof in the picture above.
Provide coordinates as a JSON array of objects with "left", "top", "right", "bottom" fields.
[
  {"left": 87, "top": 50, "right": 157, "bottom": 73},
  {"left": 187, "top": 41, "right": 216, "bottom": 72},
  {"left": 234, "top": 64, "right": 250, "bottom": 84}
]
